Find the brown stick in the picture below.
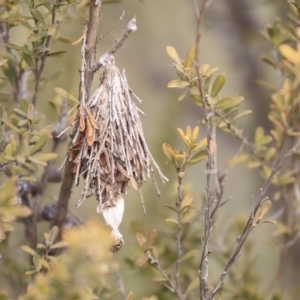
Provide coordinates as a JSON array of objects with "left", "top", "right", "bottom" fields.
[{"left": 54, "top": 0, "right": 102, "bottom": 230}]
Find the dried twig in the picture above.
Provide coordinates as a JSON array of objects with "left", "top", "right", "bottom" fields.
[
  {"left": 144, "top": 247, "right": 177, "bottom": 293},
  {"left": 55, "top": 0, "right": 102, "bottom": 230},
  {"left": 210, "top": 139, "right": 300, "bottom": 298},
  {"left": 191, "top": 0, "right": 212, "bottom": 299},
  {"left": 175, "top": 176, "right": 184, "bottom": 300},
  {"left": 31, "top": 2, "right": 58, "bottom": 106},
  {"left": 92, "top": 17, "right": 137, "bottom": 73}
]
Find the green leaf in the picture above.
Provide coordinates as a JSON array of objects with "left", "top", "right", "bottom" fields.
[
  {"left": 54, "top": 87, "right": 78, "bottom": 102},
  {"left": 210, "top": 73, "right": 226, "bottom": 98},
  {"left": 261, "top": 55, "right": 276, "bottom": 68},
  {"left": 166, "top": 46, "right": 182, "bottom": 66},
  {"left": 47, "top": 24, "right": 56, "bottom": 35},
  {"left": 185, "top": 44, "right": 197, "bottom": 68},
  {"left": 31, "top": 152, "right": 57, "bottom": 162},
  {"left": 181, "top": 193, "right": 194, "bottom": 210},
  {"left": 165, "top": 218, "right": 179, "bottom": 226},
  {"left": 232, "top": 110, "right": 252, "bottom": 122},
  {"left": 167, "top": 80, "right": 189, "bottom": 89},
  {"left": 48, "top": 51, "right": 68, "bottom": 57},
  {"left": 47, "top": 226, "right": 59, "bottom": 245},
  {"left": 215, "top": 96, "right": 244, "bottom": 110},
  {"left": 30, "top": 134, "right": 48, "bottom": 155},
  {"left": 4, "top": 43, "right": 32, "bottom": 55},
  {"left": 152, "top": 276, "right": 167, "bottom": 282},
  {"left": 279, "top": 44, "right": 300, "bottom": 64},
  {"left": 163, "top": 204, "right": 177, "bottom": 213},
  {"left": 21, "top": 245, "right": 39, "bottom": 257},
  {"left": 188, "top": 149, "right": 207, "bottom": 166},
  {"left": 50, "top": 240, "right": 68, "bottom": 249},
  {"left": 1, "top": 119, "right": 22, "bottom": 133},
  {"left": 30, "top": 8, "right": 47, "bottom": 26}
]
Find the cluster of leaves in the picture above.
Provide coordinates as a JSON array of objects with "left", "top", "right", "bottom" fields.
[
  {"left": 233, "top": 1, "right": 300, "bottom": 266},
  {"left": 163, "top": 126, "right": 207, "bottom": 171},
  {"left": 0, "top": 177, "right": 31, "bottom": 241},
  {"left": 0, "top": 0, "right": 76, "bottom": 103},
  {"left": 0, "top": 101, "right": 57, "bottom": 181},
  {"left": 19, "top": 220, "right": 119, "bottom": 300},
  {"left": 166, "top": 44, "right": 251, "bottom": 131}
]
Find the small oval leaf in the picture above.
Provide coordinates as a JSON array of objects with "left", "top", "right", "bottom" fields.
[{"left": 210, "top": 73, "right": 226, "bottom": 98}]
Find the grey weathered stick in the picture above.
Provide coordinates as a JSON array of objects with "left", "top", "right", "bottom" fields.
[
  {"left": 210, "top": 139, "right": 300, "bottom": 298},
  {"left": 190, "top": 0, "right": 211, "bottom": 299},
  {"left": 92, "top": 17, "right": 137, "bottom": 72}
]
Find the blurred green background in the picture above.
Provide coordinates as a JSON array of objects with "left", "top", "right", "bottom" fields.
[{"left": 1, "top": 0, "right": 297, "bottom": 298}]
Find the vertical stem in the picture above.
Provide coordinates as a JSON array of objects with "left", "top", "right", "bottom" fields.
[
  {"left": 190, "top": 1, "right": 211, "bottom": 299},
  {"left": 175, "top": 175, "right": 184, "bottom": 299},
  {"left": 54, "top": 0, "right": 102, "bottom": 230}
]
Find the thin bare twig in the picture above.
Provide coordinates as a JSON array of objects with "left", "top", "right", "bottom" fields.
[
  {"left": 210, "top": 139, "right": 300, "bottom": 298},
  {"left": 175, "top": 176, "right": 184, "bottom": 300},
  {"left": 114, "top": 270, "right": 126, "bottom": 299},
  {"left": 144, "top": 247, "right": 177, "bottom": 293},
  {"left": 191, "top": 0, "right": 212, "bottom": 299},
  {"left": 92, "top": 17, "right": 137, "bottom": 73},
  {"left": 32, "top": 1, "right": 58, "bottom": 106}
]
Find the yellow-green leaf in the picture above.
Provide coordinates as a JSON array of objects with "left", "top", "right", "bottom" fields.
[
  {"left": 215, "top": 96, "right": 243, "bottom": 110},
  {"left": 54, "top": 87, "right": 78, "bottom": 102},
  {"left": 165, "top": 218, "right": 179, "bottom": 226},
  {"left": 167, "top": 80, "right": 189, "bottom": 89},
  {"left": 185, "top": 44, "right": 197, "bottom": 68},
  {"left": 21, "top": 245, "right": 39, "bottom": 257},
  {"left": 31, "top": 152, "right": 57, "bottom": 162},
  {"left": 188, "top": 149, "right": 207, "bottom": 166},
  {"left": 166, "top": 46, "right": 182, "bottom": 66},
  {"left": 279, "top": 44, "right": 300, "bottom": 64},
  {"left": 152, "top": 276, "right": 167, "bottom": 282},
  {"left": 50, "top": 240, "right": 68, "bottom": 250},
  {"left": 181, "top": 193, "right": 194, "bottom": 209},
  {"left": 162, "top": 143, "right": 176, "bottom": 160},
  {"left": 210, "top": 73, "right": 226, "bottom": 98}
]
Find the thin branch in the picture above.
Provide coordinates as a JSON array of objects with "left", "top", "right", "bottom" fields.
[
  {"left": 190, "top": 0, "right": 212, "bottom": 299},
  {"left": 144, "top": 247, "right": 177, "bottom": 293},
  {"left": 54, "top": 0, "right": 102, "bottom": 230},
  {"left": 92, "top": 17, "right": 137, "bottom": 73},
  {"left": 32, "top": 1, "right": 58, "bottom": 106},
  {"left": 114, "top": 271, "right": 126, "bottom": 300},
  {"left": 210, "top": 139, "right": 300, "bottom": 298},
  {"left": 175, "top": 176, "right": 184, "bottom": 300},
  {"left": 0, "top": 11, "right": 20, "bottom": 102}
]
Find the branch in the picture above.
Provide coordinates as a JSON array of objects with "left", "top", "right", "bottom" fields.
[
  {"left": 190, "top": 1, "right": 212, "bottom": 299},
  {"left": 210, "top": 139, "right": 300, "bottom": 298},
  {"left": 32, "top": 2, "right": 58, "bottom": 106},
  {"left": 54, "top": 0, "right": 102, "bottom": 230},
  {"left": 144, "top": 247, "right": 177, "bottom": 293},
  {"left": 175, "top": 176, "right": 184, "bottom": 300},
  {"left": 92, "top": 17, "right": 137, "bottom": 72}
]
